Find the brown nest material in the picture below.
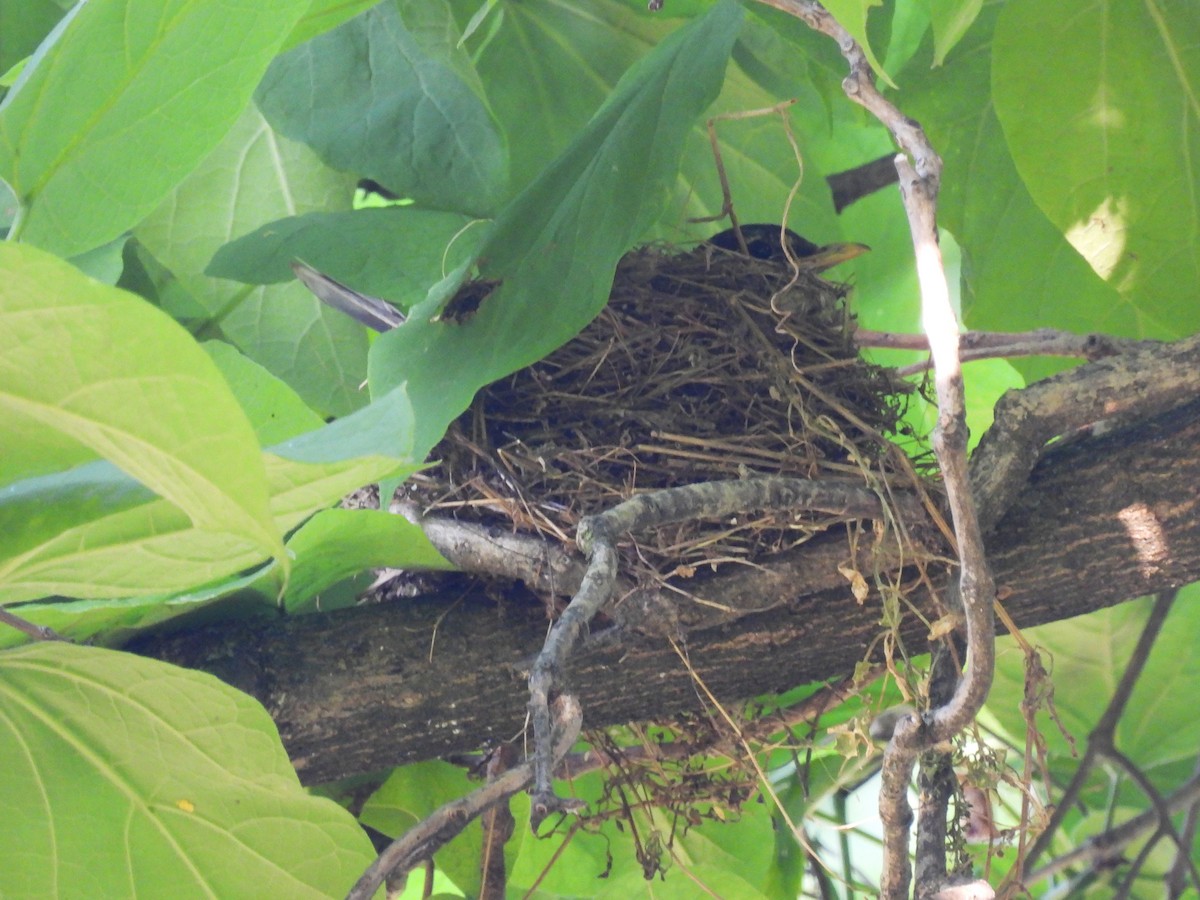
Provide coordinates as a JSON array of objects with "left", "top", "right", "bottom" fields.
[{"left": 401, "top": 241, "right": 919, "bottom": 577}]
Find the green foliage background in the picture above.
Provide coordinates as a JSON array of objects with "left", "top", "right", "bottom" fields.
[{"left": 0, "top": 0, "right": 1197, "bottom": 896}]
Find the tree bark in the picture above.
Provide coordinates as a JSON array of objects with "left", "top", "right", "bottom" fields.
[{"left": 131, "top": 395, "right": 1200, "bottom": 785}]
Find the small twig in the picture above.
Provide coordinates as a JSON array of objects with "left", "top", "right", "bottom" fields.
[
  {"left": 1019, "top": 591, "right": 1178, "bottom": 882},
  {"left": 526, "top": 476, "right": 898, "bottom": 828},
  {"left": 1025, "top": 772, "right": 1200, "bottom": 885},
  {"left": 853, "top": 327, "right": 1154, "bottom": 375},
  {"left": 1167, "top": 753, "right": 1200, "bottom": 897},
  {"left": 0, "top": 608, "right": 65, "bottom": 642},
  {"left": 344, "top": 695, "right": 582, "bottom": 900},
  {"left": 1105, "top": 745, "right": 1200, "bottom": 891},
  {"left": 479, "top": 744, "right": 518, "bottom": 900},
  {"left": 827, "top": 154, "right": 901, "bottom": 213},
  {"left": 914, "top": 638, "right": 967, "bottom": 891},
  {"left": 690, "top": 100, "right": 800, "bottom": 246}
]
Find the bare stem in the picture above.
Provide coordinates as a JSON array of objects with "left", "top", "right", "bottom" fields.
[{"left": 755, "top": 2, "right": 996, "bottom": 895}]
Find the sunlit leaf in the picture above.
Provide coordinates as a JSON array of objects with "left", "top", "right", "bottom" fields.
[
  {"left": 0, "top": 242, "right": 282, "bottom": 567},
  {"left": 0, "top": 644, "right": 375, "bottom": 897},
  {"left": 135, "top": 105, "right": 364, "bottom": 417},
  {"left": 0, "top": 0, "right": 310, "bottom": 256},
  {"left": 993, "top": 0, "right": 1200, "bottom": 336},
  {"left": 898, "top": 4, "right": 1127, "bottom": 383}
]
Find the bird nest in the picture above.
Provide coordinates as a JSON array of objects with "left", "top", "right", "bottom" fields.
[{"left": 400, "top": 240, "right": 918, "bottom": 578}]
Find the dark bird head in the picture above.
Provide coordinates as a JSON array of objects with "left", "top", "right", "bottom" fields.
[{"left": 708, "top": 224, "right": 870, "bottom": 273}]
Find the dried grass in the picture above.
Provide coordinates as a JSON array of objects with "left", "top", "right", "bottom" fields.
[{"left": 401, "top": 241, "right": 920, "bottom": 575}]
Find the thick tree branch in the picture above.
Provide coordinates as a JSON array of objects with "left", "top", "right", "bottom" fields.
[{"left": 130, "top": 358, "right": 1200, "bottom": 789}]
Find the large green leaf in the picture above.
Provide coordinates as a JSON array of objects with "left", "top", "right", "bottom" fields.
[
  {"left": 0, "top": 448, "right": 407, "bottom": 605},
  {"left": 0, "top": 0, "right": 310, "bottom": 257},
  {"left": 897, "top": 5, "right": 1128, "bottom": 383},
  {"left": 135, "top": 105, "right": 365, "bottom": 417},
  {"left": 0, "top": 643, "right": 376, "bottom": 897},
  {"left": 0, "top": 242, "right": 283, "bottom": 569},
  {"left": 992, "top": 0, "right": 1200, "bottom": 337},
  {"left": 463, "top": 0, "right": 668, "bottom": 195},
  {"left": 369, "top": 0, "right": 743, "bottom": 459},
  {"left": 257, "top": 0, "right": 507, "bottom": 217},
  {"left": 281, "top": 508, "right": 454, "bottom": 612},
  {"left": 0, "top": 0, "right": 71, "bottom": 75},
  {"left": 202, "top": 342, "right": 325, "bottom": 447},
  {"left": 206, "top": 207, "right": 482, "bottom": 310}
]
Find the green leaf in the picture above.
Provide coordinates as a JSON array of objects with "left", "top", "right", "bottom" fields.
[
  {"left": 282, "top": 508, "right": 454, "bottom": 612},
  {"left": 0, "top": 0, "right": 71, "bottom": 75},
  {"left": 821, "top": 0, "right": 896, "bottom": 88},
  {"left": 0, "top": 0, "right": 311, "bottom": 257},
  {"left": 68, "top": 233, "right": 129, "bottom": 285},
  {"left": 370, "top": 0, "right": 742, "bottom": 459},
  {"left": 0, "top": 242, "right": 283, "bottom": 569},
  {"left": 897, "top": 5, "right": 1128, "bottom": 383},
  {"left": 135, "top": 105, "right": 365, "bottom": 418},
  {"left": 0, "top": 643, "right": 376, "bottom": 897},
  {"left": 992, "top": 0, "right": 1200, "bottom": 337},
  {"left": 257, "top": 0, "right": 507, "bottom": 217},
  {"left": 207, "top": 207, "right": 482, "bottom": 310},
  {"left": 0, "top": 431, "right": 409, "bottom": 606},
  {"left": 203, "top": 342, "right": 324, "bottom": 446},
  {"left": 465, "top": 0, "right": 671, "bottom": 195},
  {"left": 930, "top": 0, "right": 981, "bottom": 65},
  {"left": 0, "top": 568, "right": 268, "bottom": 651},
  {"left": 283, "top": 0, "right": 382, "bottom": 50}
]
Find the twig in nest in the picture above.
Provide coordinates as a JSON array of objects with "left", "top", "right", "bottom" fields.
[
  {"left": 690, "top": 100, "right": 801, "bottom": 248},
  {"left": 525, "top": 475, "right": 896, "bottom": 828}
]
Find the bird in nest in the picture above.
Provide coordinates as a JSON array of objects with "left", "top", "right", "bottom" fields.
[{"left": 293, "top": 225, "right": 868, "bottom": 332}]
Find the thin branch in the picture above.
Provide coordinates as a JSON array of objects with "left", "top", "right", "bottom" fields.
[
  {"left": 0, "top": 607, "right": 65, "bottom": 642},
  {"left": 1167, "top": 753, "right": 1200, "bottom": 897},
  {"left": 852, "top": 327, "right": 1155, "bottom": 375},
  {"left": 344, "top": 695, "right": 582, "bottom": 900},
  {"left": 1106, "top": 745, "right": 1200, "bottom": 891},
  {"left": 1021, "top": 592, "right": 1176, "bottom": 869},
  {"left": 1026, "top": 772, "right": 1200, "bottom": 884},
  {"left": 753, "top": 2, "right": 995, "bottom": 896},
  {"left": 1019, "top": 591, "right": 1177, "bottom": 883},
  {"left": 826, "top": 154, "right": 900, "bottom": 213}
]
